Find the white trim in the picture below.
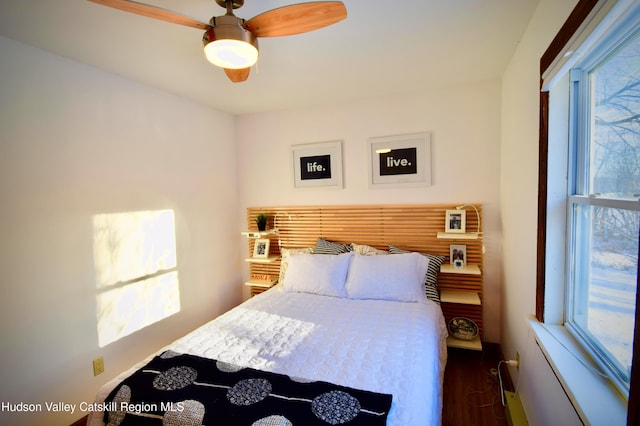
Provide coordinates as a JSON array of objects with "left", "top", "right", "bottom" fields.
[
  {"left": 570, "top": 195, "right": 640, "bottom": 210},
  {"left": 529, "top": 320, "right": 627, "bottom": 425},
  {"left": 542, "top": 0, "right": 637, "bottom": 91},
  {"left": 544, "top": 71, "right": 571, "bottom": 324}
]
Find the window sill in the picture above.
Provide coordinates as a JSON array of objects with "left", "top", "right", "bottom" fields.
[{"left": 529, "top": 319, "right": 627, "bottom": 425}]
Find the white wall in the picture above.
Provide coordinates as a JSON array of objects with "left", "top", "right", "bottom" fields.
[
  {"left": 0, "top": 36, "right": 241, "bottom": 425},
  {"left": 501, "top": 0, "right": 583, "bottom": 424},
  {"left": 236, "top": 80, "right": 504, "bottom": 342}
]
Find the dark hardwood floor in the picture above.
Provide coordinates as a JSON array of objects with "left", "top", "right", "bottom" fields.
[
  {"left": 72, "top": 343, "right": 511, "bottom": 426},
  {"left": 443, "top": 343, "right": 511, "bottom": 426}
]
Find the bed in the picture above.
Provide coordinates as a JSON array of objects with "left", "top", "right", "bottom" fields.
[{"left": 87, "top": 246, "right": 448, "bottom": 425}]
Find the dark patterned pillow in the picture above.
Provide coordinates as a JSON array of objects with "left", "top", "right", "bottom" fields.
[
  {"left": 314, "top": 237, "right": 353, "bottom": 255},
  {"left": 388, "top": 245, "right": 445, "bottom": 304}
]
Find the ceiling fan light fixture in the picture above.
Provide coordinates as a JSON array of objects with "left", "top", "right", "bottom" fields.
[
  {"left": 204, "top": 39, "right": 258, "bottom": 69},
  {"left": 203, "top": 15, "right": 258, "bottom": 69}
]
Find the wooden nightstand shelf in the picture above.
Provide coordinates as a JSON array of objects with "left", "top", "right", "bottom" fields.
[
  {"left": 242, "top": 230, "right": 279, "bottom": 238},
  {"left": 245, "top": 256, "right": 280, "bottom": 263},
  {"left": 440, "top": 285, "right": 483, "bottom": 351},
  {"left": 440, "top": 289, "right": 481, "bottom": 305},
  {"left": 446, "top": 335, "right": 482, "bottom": 350},
  {"left": 438, "top": 221, "right": 484, "bottom": 351},
  {"left": 440, "top": 289, "right": 483, "bottom": 351},
  {"left": 243, "top": 214, "right": 282, "bottom": 297},
  {"left": 245, "top": 276, "right": 278, "bottom": 297},
  {"left": 245, "top": 278, "right": 278, "bottom": 287},
  {"left": 437, "top": 231, "right": 480, "bottom": 240},
  {"left": 440, "top": 264, "right": 481, "bottom": 275}
]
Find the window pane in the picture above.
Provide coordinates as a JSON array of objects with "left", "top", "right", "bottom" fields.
[
  {"left": 571, "top": 204, "right": 638, "bottom": 386},
  {"left": 589, "top": 31, "right": 640, "bottom": 197}
]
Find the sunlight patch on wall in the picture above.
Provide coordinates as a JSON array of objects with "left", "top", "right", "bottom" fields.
[{"left": 93, "top": 209, "right": 180, "bottom": 347}]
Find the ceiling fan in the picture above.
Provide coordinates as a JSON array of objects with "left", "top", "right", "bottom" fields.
[{"left": 87, "top": 0, "right": 347, "bottom": 82}]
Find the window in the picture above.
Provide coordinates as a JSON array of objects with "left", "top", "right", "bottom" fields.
[
  {"left": 565, "top": 14, "right": 640, "bottom": 395},
  {"left": 539, "top": 1, "right": 640, "bottom": 421},
  {"left": 93, "top": 209, "right": 181, "bottom": 347}
]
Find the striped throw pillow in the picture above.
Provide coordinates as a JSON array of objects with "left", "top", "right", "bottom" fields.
[
  {"left": 388, "top": 245, "right": 445, "bottom": 304},
  {"left": 314, "top": 237, "right": 353, "bottom": 255}
]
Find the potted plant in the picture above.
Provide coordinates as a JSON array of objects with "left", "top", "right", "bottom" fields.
[{"left": 255, "top": 213, "right": 268, "bottom": 231}]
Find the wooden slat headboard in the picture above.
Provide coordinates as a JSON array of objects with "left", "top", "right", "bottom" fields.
[{"left": 245, "top": 204, "right": 483, "bottom": 337}]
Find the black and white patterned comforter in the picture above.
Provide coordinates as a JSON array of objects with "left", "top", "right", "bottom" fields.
[{"left": 102, "top": 350, "right": 391, "bottom": 425}]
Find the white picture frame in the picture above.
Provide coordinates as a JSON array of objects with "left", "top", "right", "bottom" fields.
[
  {"left": 291, "top": 140, "right": 343, "bottom": 189},
  {"left": 367, "top": 132, "right": 431, "bottom": 188},
  {"left": 252, "top": 239, "right": 270, "bottom": 258},
  {"left": 445, "top": 209, "right": 466, "bottom": 233}
]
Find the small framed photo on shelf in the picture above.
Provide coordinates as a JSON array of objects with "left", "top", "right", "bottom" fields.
[
  {"left": 445, "top": 209, "right": 466, "bottom": 233},
  {"left": 253, "top": 239, "right": 270, "bottom": 258},
  {"left": 450, "top": 244, "right": 467, "bottom": 267}
]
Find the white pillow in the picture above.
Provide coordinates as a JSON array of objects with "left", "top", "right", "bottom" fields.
[
  {"left": 278, "top": 247, "right": 314, "bottom": 283},
  {"left": 345, "top": 253, "right": 429, "bottom": 302},
  {"left": 282, "top": 252, "right": 353, "bottom": 298}
]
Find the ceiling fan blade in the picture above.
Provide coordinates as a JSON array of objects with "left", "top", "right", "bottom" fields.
[
  {"left": 224, "top": 67, "right": 251, "bottom": 83},
  {"left": 87, "top": 0, "right": 209, "bottom": 30},
  {"left": 244, "top": 1, "right": 346, "bottom": 38}
]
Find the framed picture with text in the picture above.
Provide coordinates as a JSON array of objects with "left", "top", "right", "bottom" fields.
[
  {"left": 368, "top": 132, "right": 431, "bottom": 188},
  {"left": 291, "top": 140, "right": 343, "bottom": 189}
]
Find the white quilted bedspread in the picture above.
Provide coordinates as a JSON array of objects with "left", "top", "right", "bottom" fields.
[{"left": 89, "top": 286, "right": 448, "bottom": 425}]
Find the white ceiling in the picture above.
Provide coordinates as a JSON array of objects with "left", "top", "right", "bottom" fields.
[{"left": 0, "top": 0, "right": 539, "bottom": 115}]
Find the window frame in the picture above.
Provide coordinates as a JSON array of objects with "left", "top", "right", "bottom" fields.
[{"left": 567, "top": 34, "right": 640, "bottom": 389}]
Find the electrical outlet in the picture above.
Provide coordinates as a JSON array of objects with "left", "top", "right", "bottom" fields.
[
  {"left": 93, "top": 356, "right": 105, "bottom": 376},
  {"left": 516, "top": 351, "right": 520, "bottom": 370}
]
